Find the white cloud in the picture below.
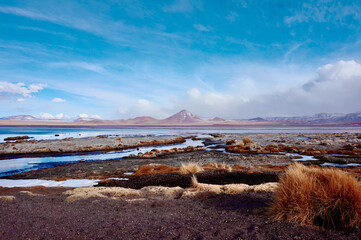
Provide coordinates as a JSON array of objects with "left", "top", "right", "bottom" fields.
[
  {"left": 187, "top": 88, "right": 201, "bottom": 99},
  {"left": 180, "top": 88, "right": 246, "bottom": 118},
  {"left": 55, "top": 113, "right": 64, "bottom": 119},
  {"left": 0, "top": 81, "right": 44, "bottom": 97},
  {"left": 116, "top": 99, "right": 169, "bottom": 119},
  {"left": 39, "top": 112, "right": 55, "bottom": 119},
  {"left": 52, "top": 98, "right": 66, "bottom": 103},
  {"left": 175, "top": 60, "right": 361, "bottom": 118},
  {"left": 135, "top": 99, "right": 164, "bottom": 117},
  {"left": 17, "top": 98, "right": 26, "bottom": 102},
  {"left": 39, "top": 112, "right": 69, "bottom": 120},
  {"left": 193, "top": 24, "right": 210, "bottom": 32},
  {"left": 76, "top": 114, "right": 101, "bottom": 119}
]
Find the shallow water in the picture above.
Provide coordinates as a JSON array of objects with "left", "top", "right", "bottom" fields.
[
  {"left": 1, "top": 126, "right": 361, "bottom": 142},
  {"left": 1, "top": 127, "right": 361, "bottom": 187},
  {"left": 285, "top": 153, "right": 318, "bottom": 161},
  {"left": 321, "top": 162, "right": 361, "bottom": 168},
  {"left": 0, "top": 139, "right": 203, "bottom": 177}
]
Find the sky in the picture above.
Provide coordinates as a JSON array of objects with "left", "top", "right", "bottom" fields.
[{"left": 0, "top": 0, "right": 361, "bottom": 120}]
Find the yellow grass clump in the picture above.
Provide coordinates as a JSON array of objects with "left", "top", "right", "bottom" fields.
[
  {"left": 271, "top": 163, "right": 361, "bottom": 229},
  {"left": 242, "top": 137, "right": 253, "bottom": 144},
  {"left": 0, "top": 195, "right": 15, "bottom": 202},
  {"left": 179, "top": 162, "right": 204, "bottom": 174},
  {"left": 64, "top": 186, "right": 186, "bottom": 202},
  {"left": 133, "top": 164, "right": 179, "bottom": 176},
  {"left": 191, "top": 175, "right": 223, "bottom": 194},
  {"left": 191, "top": 175, "right": 278, "bottom": 195}
]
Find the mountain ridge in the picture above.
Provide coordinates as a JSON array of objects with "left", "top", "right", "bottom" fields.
[{"left": 1, "top": 110, "right": 361, "bottom": 126}]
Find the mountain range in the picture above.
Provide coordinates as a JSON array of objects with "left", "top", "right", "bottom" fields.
[{"left": 1, "top": 109, "right": 361, "bottom": 126}]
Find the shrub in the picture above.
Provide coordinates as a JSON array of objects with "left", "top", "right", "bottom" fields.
[
  {"left": 179, "top": 162, "right": 204, "bottom": 174},
  {"left": 271, "top": 163, "right": 361, "bottom": 229}
]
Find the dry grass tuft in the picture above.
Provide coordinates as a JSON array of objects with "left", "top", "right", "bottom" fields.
[
  {"left": 251, "top": 182, "right": 279, "bottom": 192},
  {"left": 140, "top": 186, "right": 184, "bottom": 199},
  {"left": 242, "top": 137, "right": 253, "bottom": 144},
  {"left": 202, "top": 162, "right": 233, "bottom": 172},
  {"left": 64, "top": 187, "right": 141, "bottom": 202},
  {"left": 179, "top": 162, "right": 204, "bottom": 174},
  {"left": 19, "top": 191, "right": 44, "bottom": 196},
  {"left": 191, "top": 175, "right": 222, "bottom": 194},
  {"left": 222, "top": 184, "right": 250, "bottom": 194},
  {"left": 271, "top": 163, "right": 361, "bottom": 229},
  {"left": 191, "top": 175, "right": 277, "bottom": 195},
  {"left": 0, "top": 195, "right": 15, "bottom": 202},
  {"left": 133, "top": 164, "right": 179, "bottom": 176}
]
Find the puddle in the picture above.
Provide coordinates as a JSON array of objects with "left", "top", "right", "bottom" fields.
[
  {"left": 286, "top": 153, "right": 318, "bottom": 161},
  {"left": 0, "top": 179, "right": 100, "bottom": 188},
  {"left": 321, "top": 162, "right": 361, "bottom": 168}
]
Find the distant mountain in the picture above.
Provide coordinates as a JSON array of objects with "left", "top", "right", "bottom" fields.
[
  {"left": 126, "top": 116, "right": 158, "bottom": 124},
  {"left": 333, "top": 112, "right": 361, "bottom": 123},
  {"left": 248, "top": 117, "right": 266, "bottom": 122},
  {"left": 265, "top": 111, "right": 361, "bottom": 124},
  {"left": 1, "top": 110, "right": 360, "bottom": 126},
  {"left": 210, "top": 117, "right": 226, "bottom": 122},
  {"left": 161, "top": 109, "right": 204, "bottom": 124},
  {"left": 74, "top": 117, "right": 107, "bottom": 124},
  {"left": 0, "top": 115, "right": 39, "bottom": 121}
]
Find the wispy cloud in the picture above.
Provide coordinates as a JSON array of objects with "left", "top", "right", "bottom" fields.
[
  {"left": 285, "top": 2, "right": 361, "bottom": 25},
  {"left": 48, "top": 62, "right": 105, "bottom": 74},
  {"left": 193, "top": 24, "right": 210, "bottom": 32},
  {"left": 226, "top": 11, "right": 239, "bottom": 22},
  {"left": 163, "top": 0, "right": 195, "bottom": 13},
  {"left": 52, "top": 97, "right": 66, "bottom": 103},
  {"left": 283, "top": 41, "right": 309, "bottom": 62},
  {"left": 0, "top": 6, "right": 59, "bottom": 22}
]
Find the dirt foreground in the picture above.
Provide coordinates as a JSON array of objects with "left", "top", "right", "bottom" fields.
[{"left": 0, "top": 186, "right": 359, "bottom": 240}]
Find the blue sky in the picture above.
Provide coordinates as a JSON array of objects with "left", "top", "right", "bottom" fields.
[{"left": 1, "top": 0, "right": 361, "bottom": 120}]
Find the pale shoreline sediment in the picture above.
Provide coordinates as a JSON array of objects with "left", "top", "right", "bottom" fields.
[{"left": 0, "top": 135, "right": 188, "bottom": 157}]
